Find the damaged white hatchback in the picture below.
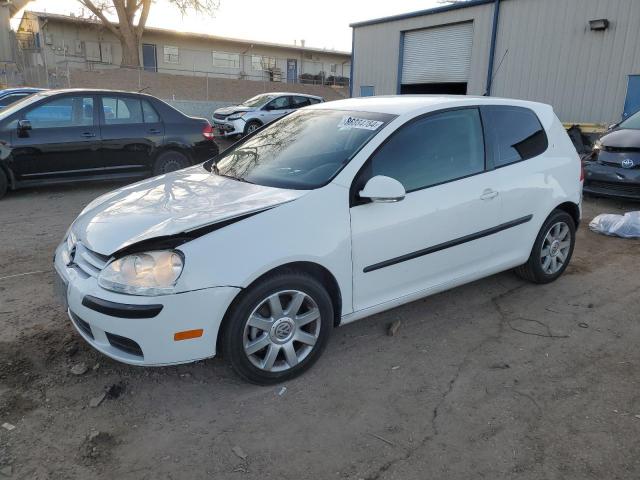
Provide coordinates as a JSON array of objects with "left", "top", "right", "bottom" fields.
[{"left": 55, "top": 96, "right": 582, "bottom": 384}]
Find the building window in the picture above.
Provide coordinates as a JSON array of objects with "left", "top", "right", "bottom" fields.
[
  {"left": 212, "top": 51, "right": 240, "bottom": 68},
  {"left": 252, "top": 55, "right": 276, "bottom": 71},
  {"left": 163, "top": 45, "right": 180, "bottom": 64},
  {"left": 330, "top": 64, "right": 337, "bottom": 73}
]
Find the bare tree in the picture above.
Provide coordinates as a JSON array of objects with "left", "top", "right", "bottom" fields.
[{"left": 78, "top": 0, "right": 219, "bottom": 67}]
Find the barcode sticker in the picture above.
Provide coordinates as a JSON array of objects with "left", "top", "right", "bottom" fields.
[{"left": 337, "top": 116, "right": 383, "bottom": 131}]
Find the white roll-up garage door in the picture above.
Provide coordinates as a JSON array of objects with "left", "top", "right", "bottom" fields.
[{"left": 401, "top": 22, "right": 474, "bottom": 85}]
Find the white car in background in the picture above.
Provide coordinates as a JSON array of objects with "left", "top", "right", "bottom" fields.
[
  {"left": 54, "top": 96, "right": 582, "bottom": 384},
  {"left": 211, "top": 92, "right": 323, "bottom": 137}
]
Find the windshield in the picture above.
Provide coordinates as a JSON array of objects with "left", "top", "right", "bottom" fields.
[
  {"left": 210, "top": 109, "right": 396, "bottom": 190},
  {"left": 0, "top": 92, "right": 46, "bottom": 122},
  {"left": 240, "top": 94, "right": 276, "bottom": 108},
  {"left": 619, "top": 110, "right": 640, "bottom": 130}
]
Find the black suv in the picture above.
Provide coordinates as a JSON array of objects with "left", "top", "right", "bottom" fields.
[{"left": 0, "top": 89, "right": 219, "bottom": 199}]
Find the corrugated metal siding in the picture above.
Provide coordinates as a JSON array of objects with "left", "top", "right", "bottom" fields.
[
  {"left": 491, "top": 0, "right": 640, "bottom": 124},
  {"left": 352, "top": 2, "right": 494, "bottom": 96},
  {"left": 352, "top": 0, "right": 640, "bottom": 123},
  {"left": 401, "top": 22, "right": 474, "bottom": 84}
]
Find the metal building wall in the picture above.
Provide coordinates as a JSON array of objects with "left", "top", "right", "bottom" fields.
[
  {"left": 491, "top": 0, "right": 640, "bottom": 124},
  {"left": 351, "top": 2, "right": 495, "bottom": 97},
  {"left": 352, "top": 0, "right": 640, "bottom": 124}
]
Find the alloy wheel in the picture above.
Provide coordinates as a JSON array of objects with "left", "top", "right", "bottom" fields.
[
  {"left": 243, "top": 290, "right": 321, "bottom": 372},
  {"left": 540, "top": 221, "right": 571, "bottom": 274}
]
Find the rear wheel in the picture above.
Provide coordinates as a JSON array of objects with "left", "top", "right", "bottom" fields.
[
  {"left": 152, "top": 151, "right": 190, "bottom": 176},
  {"left": 243, "top": 120, "right": 262, "bottom": 136},
  {"left": 0, "top": 169, "right": 7, "bottom": 200},
  {"left": 515, "top": 210, "right": 576, "bottom": 284},
  {"left": 222, "top": 271, "right": 333, "bottom": 384}
]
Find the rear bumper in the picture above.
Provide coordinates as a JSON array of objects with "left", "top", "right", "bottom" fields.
[
  {"left": 583, "top": 162, "right": 640, "bottom": 200},
  {"left": 192, "top": 142, "right": 220, "bottom": 163}
]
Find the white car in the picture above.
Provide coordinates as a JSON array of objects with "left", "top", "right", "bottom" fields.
[{"left": 54, "top": 96, "right": 582, "bottom": 384}]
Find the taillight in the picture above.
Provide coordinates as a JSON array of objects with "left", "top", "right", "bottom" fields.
[
  {"left": 202, "top": 123, "right": 214, "bottom": 140},
  {"left": 579, "top": 157, "right": 585, "bottom": 181}
]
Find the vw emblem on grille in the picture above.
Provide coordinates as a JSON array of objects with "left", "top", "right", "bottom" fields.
[{"left": 621, "top": 158, "right": 635, "bottom": 169}]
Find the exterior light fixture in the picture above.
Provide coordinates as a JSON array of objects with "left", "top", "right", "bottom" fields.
[{"left": 589, "top": 19, "right": 609, "bottom": 31}]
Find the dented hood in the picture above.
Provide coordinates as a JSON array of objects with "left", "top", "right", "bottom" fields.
[{"left": 72, "top": 165, "right": 306, "bottom": 255}]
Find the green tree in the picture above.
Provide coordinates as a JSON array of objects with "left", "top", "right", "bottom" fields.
[{"left": 78, "top": 0, "right": 219, "bottom": 67}]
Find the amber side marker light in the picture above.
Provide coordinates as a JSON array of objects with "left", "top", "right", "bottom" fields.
[{"left": 174, "top": 329, "right": 204, "bottom": 341}]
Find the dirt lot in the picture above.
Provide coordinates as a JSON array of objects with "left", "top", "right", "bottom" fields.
[{"left": 0, "top": 172, "right": 639, "bottom": 479}]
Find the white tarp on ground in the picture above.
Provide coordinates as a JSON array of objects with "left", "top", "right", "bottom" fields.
[{"left": 589, "top": 212, "right": 640, "bottom": 238}]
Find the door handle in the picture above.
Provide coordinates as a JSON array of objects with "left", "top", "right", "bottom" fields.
[
  {"left": 480, "top": 189, "right": 499, "bottom": 200},
  {"left": 81, "top": 132, "right": 96, "bottom": 138},
  {"left": 148, "top": 128, "right": 161, "bottom": 134}
]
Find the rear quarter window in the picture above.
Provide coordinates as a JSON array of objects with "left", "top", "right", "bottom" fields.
[{"left": 482, "top": 105, "right": 548, "bottom": 167}]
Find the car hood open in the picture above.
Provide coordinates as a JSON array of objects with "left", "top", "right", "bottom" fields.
[{"left": 71, "top": 165, "right": 306, "bottom": 255}]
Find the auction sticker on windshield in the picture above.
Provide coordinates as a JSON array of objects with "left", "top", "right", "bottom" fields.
[{"left": 338, "top": 116, "right": 384, "bottom": 131}]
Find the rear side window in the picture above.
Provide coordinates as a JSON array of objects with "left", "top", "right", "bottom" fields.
[
  {"left": 482, "top": 106, "right": 548, "bottom": 167},
  {"left": 142, "top": 100, "right": 160, "bottom": 123},
  {"left": 102, "top": 96, "right": 144, "bottom": 125},
  {"left": 367, "top": 108, "right": 485, "bottom": 192},
  {"left": 291, "top": 96, "right": 311, "bottom": 108},
  {"left": 308, "top": 97, "right": 322, "bottom": 105}
]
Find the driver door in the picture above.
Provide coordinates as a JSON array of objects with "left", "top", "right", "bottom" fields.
[
  {"left": 262, "top": 96, "right": 293, "bottom": 124},
  {"left": 9, "top": 94, "right": 101, "bottom": 181},
  {"left": 350, "top": 108, "right": 503, "bottom": 311}
]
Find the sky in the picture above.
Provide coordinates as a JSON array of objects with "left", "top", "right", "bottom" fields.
[{"left": 14, "top": 0, "right": 446, "bottom": 52}]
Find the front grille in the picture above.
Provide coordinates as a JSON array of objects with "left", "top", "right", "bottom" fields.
[
  {"left": 599, "top": 159, "right": 640, "bottom": 169},
  {"left": 69, "top": 311, "right": 94, "bottom": 339},
  {"left": 106, "top": 332, "right": 144, "bottom": 358},
  {"left": 586, "top": 181, "right": 640, "bottom": 196},
  {"left": 69, "top": 242, "right": 110, "bottom": 278},
  {"left": 213, "top": 113, "right": 227, "bottom": 120}
]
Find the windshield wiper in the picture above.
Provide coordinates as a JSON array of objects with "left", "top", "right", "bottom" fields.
[{"left": 210, "top": 164, "right": 254, "bottom": 184}]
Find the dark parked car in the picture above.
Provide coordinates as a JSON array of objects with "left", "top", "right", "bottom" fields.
[
  {"left": 0, "top": 87, "right": 46, "bottom": 109},
  {"left": 0, "top": 89, "right": 219, "bottom": 199},
  {"left": 583, "top": 110, "right": 640, "bottom": 200}
]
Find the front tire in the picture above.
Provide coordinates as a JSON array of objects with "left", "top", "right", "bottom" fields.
[
  {"left": 243, "top": 120, "right": 262, "bottom": 136},
  {"left": 222, "top": 271, "right": 333, "bottom": 384},
  {"left": 152, "top": 151, "right": 190, "bottom": 176},
  {"left": 515, "top": 209, "right": 576, "bottom": 284}
]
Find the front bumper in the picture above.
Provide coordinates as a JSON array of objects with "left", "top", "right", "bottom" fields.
[
  {"left": 212, "top": 117, "right": 245, "bottom": 137},
  {"left": 583, "top": 162, "right": 640, "bottom": 200},
  {"left": 54, "top": 243, "right": 240, "bottom": 366}
]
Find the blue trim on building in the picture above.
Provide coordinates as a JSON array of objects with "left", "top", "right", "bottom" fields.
[
  {"left": 396, "top": 32, "right": 405, "bottom": 94},
  {"left": 484, "top": 0, "right": 501, "bottom": 95},
  {"left": 350, "top": 0, "right": 495, "bottom": 28},
  {"left": 349, "top": 27, "right": 355, "bottom": 97}
]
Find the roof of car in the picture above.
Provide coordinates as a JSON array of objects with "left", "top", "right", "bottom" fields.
[
  {"left": 0, "top": 87, "right": 46, "bottom": 95},
  {"left": 311, "top": 95, "right": 553, "bottom": 116},
  {"left": 39, "top": 88, "right": 149, "bottom": 96},
  {"left": 259, "top": 92, "right": 323, "bottom": 99}
]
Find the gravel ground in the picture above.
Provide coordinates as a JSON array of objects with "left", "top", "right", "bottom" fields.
[{"left": 0, "top": 166, "right": 639, "bottom": 479}]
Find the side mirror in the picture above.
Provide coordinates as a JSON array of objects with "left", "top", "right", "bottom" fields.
[
  {"left": 607, "top": 122, "right": 619, "bottom": 131},
  {"left": 359, "top": 175, "right": 405, "bottom": 203},
  {"left": 263, "top": 104, "right": 275, "bottom": 111},
  {"left": 17, "top": 119, "right": 32, "bottom": 132}
]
